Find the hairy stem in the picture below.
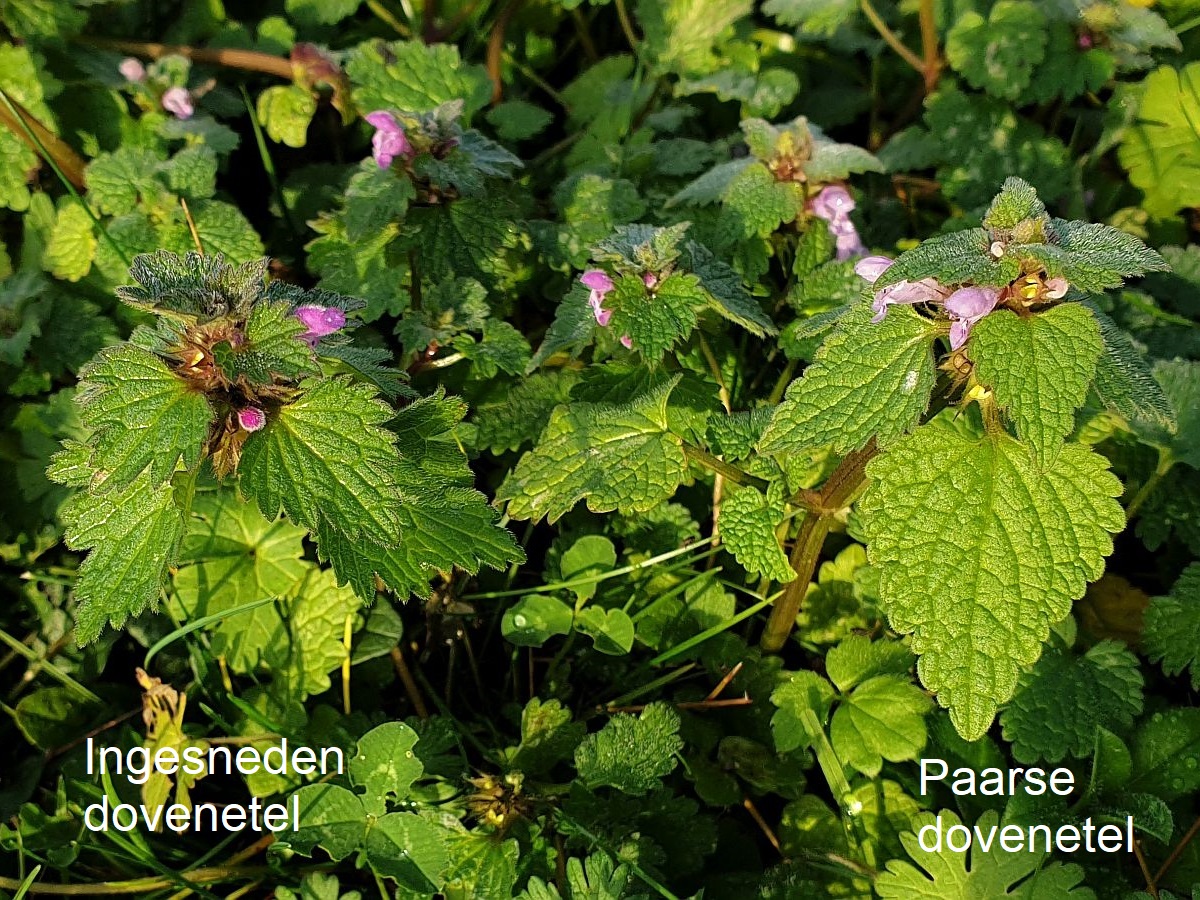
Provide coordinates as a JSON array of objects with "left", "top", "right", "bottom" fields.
[{"left": 761, "top": 440, "right": 877, "bottom": 652}]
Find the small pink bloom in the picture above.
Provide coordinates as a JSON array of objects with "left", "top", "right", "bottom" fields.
[
  {"left": 945, "top": 286, "right": 1000, "bottom": 349},
  {"left": 1078, "top": 33, "right": 1093, "bottom": 49},
  {"left": 161, "top": 87, "right": 194, "bottom": 119},
  {"left": 580, "top": 269, "right": 615, "bottom": 328},
  {"left": 295, "top": 304, "right": 346, "bottom": 347},
  {"left": 809, "top": 185, "right": 866, "bottom": 261},
  {"left": 365, "top": 110, "right": 412, "bottom": 169},
  {"left": 810, "top": 185, "right": 855, "bottom": 221},
  {"left": 580, "top": 270, "right": 614, "bottom": 293},
  {"left": 119, "top": 58, "right": 146, "bottom": 83},
  {"left": 238, "top": 407, "right": 266, "bottom": 432},
  {"left": 620, "top": 335, "right": 633, "bottom": 349},
  {"left": 643, "top": 272, "right": 658, "bottom": 289},
  {"left": 1044, "top": 276, "right": 1069, "bottom": 300}
]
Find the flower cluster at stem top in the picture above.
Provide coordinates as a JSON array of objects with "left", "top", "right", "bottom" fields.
[{"left": 858, "top": 255, "right": 1069, "bottom": 349}]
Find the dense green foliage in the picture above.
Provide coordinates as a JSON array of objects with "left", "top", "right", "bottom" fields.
[{"left": 2, "top": 1, "right": 1200, "bottom": 898}]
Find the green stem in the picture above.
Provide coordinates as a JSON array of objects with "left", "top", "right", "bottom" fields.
[
  {"left": 0, "top": 91, "right": 129, "bottom": 270},
  {"left": 143, "top": 597, "right": 277, "bottom": 669},
  {"left": 766, "top": 359, "right": 797, "bottom": 406},
  {"left": 0, "top": 866, "right": 311, "bottom": 896},
  {"left": 365, "top": 0, "right": 411, "bottom": 35},
  {"left": 463, "top": 537, "right": 718, "bottom": 601},
  {"left": 648, "top": 595, "right": 777, "bottom": 667},
  {"left": 697, "top": 333, "right": 732, "bottom": 412},
  {"left": 802, "top": 709, "right": 877, "bottom": 870},
  {"left": 554, "top": 812, "right": 681, "bottom": 900},
  {"left": 239, "top": 87, "right": 300, "bottom": 241},
  {"left": 605, "top": 663, "right": 697, "bottom": 708},
  {"left": 0, "top": 628, "right": 102, "bottom": 705},
  {"left": 858, "top": 0, "right": 923, "bottom": 74},
  {"left": 761, "top": 441, "right": 877, "bottom": 653},
  {"left": 682, "top": 443, "right": 769, "bottom": 492},
  {"left": 0, "top": 94, "right": 86, "bottom": 188},
  {"left": 614, "top": 0, "right": 640, "bottom": 54},
  {"left": 1125, "top": 449, "right": 1175, "bottom": 521}
]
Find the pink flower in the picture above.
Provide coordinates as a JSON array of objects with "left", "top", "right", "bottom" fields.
[
  {"left": 119, "top": 58, "right": 146, "bottom": 83},
  {"left": 238, "top": 407, "right": 266, "bottom": 432},
  {"left": 295, "top": 304, "right": 346, "bottom": 347},
  {"left": 945, "top": 286, "right": 1000, "bottom": 350},
  {"left": 620, "top": 335, "right": 633, "bottom": 349},
  {"left": 810, "top": 185, "right": 867, "bottom": 261},
  {"left": 643, "top": 272, "right": 658, "bottom": 289},
  {"left": 161, "top": 87, "right": 193, "bottom": 119},
  {"left": 580, "top": 269, "right": 615, "bottom": 328},
  {"left": 365, "top": 111, "right": 412, "bottom": 169},
  {"left": 1044, "top": 276, "right": 1069, "bottom": 299},
  {"left": 856, "top": 255, "right": 950, "bottom": 323}
]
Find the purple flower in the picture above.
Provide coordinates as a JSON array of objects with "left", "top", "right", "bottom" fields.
[
  {"left": 161, "top": 87, "right": 194, "bottom": 119},
  {"left": 856, "top": 255, "right": 950, "bottom": 323},
  {"left": 238, "top": 407, "right": 266, "bottom": 432},
  {"left": 365, "top": 111, "right": 412, "bottom": 169},
  {"left": 809, "top": 185, "right": 867, "bottom": 261},
  {"left": 295, "top": 304, "right": 346, "bottom": 347},
  {"left": 810, "top": 184, "right": 855, "bottom": 222},
  {"left": 119, "top": 58, "right": 146, "bottom": 83},
  {"left": 855, "top": 255, "right": 895, "bottom": 284},
  {"left": 580, "top": 269, "right": 613, "bottom": 293},
  {"left": 835, "top": 228, "right": 868, "bottom": 260},
  {"left": 945, "top": 286, "right": 1000, "bottom": 350},
  {"left": 580, "top": 269, "right": 615, "bottom": 328}
]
